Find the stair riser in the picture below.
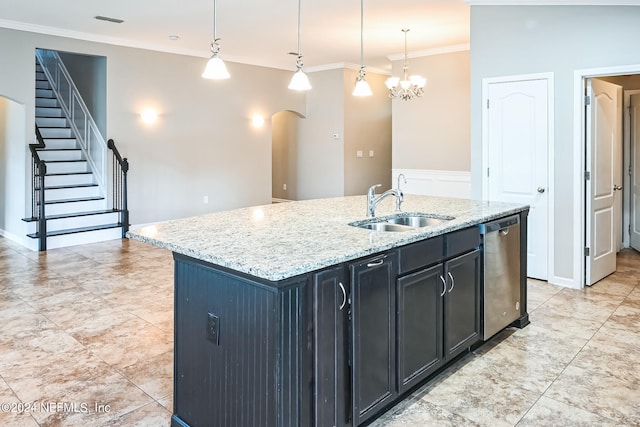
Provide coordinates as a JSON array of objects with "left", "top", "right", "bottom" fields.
[
  {"left": 45, "top": 186, "right": 101, "bottom": 201},
  {"left": 36, "top": 89, "right": 54, "bottom": 98},
  {"left": 45, "top": 174, "right": 94, "bottom": 187},
  {"left": 39, "top": 128, "right": 72, "bottom": 138},
  {"left": 45, "top": 227, "right": 123, "bottom": 250},
  {"left": 36, "top": 80, "right": 50, "bottom": 90},
  {"left": 36, "top": 98, "right": 58, "bottom": 108},
  {"left": 45, "top": 162, "right": 89, "bottom": 174},
  {"left": 36, "top": 117, "right": 67, "bottom": 128},
  {"left": 26, "top": 213, "right": 121, "bottom": 233},
  {"left": 36, "top": 70, "right": 45, "bottom": 79},
  {"left": 42, "top": 139, "right": 77, "bottom": 150},
  {"left": 44, "top": 199, "right": 106, "bottom": 216},
  {"left": 36, "top": 107, "right": 63, "bottom": 118},
  {"left": 37, "top": 150, "right": 83, "bottom": 161}
]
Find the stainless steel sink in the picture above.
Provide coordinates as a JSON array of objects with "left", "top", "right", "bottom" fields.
[
  {"left": 357, "top": 222, "right": 415, "bottom": 232},
  {"left": 349, "top": 213, "right": 454, "bottom": 232},
  {"left": 387, "top": 216, "right": 449, "bottom": 228}
]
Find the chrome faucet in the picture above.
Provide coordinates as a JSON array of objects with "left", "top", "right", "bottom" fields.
[
  {"left": 397, "top": 173, "right": 407, "bottom": 191},
  {"left": 367, "top": 184, "right": 404, "bottom": 217}
]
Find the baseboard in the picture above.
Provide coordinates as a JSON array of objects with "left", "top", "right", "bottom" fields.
[
  {"left": 0, "top": 228, "right": 38, "bottom": 251},
  {"left": 392, "top": 169, "right": 472, "bottom": 199},
  {"left": 272, "top": 198, "right": 293, "bottom": 203}
]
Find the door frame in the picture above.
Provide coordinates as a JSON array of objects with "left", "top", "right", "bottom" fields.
[
  {"left": 573, "top": 64, "right": 640, "bottom": 288},
  {"left": 623, "top": 89, "right": 640, "bottom": 248},
  {"left": 481, "top": 72, "right": 554, "bottom": 282}
]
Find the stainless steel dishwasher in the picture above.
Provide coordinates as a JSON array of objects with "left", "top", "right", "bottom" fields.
[{"left": 479, "top": 215, "right": 521, "bottom": 340}]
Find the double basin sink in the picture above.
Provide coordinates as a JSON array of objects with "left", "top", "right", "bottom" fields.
[{"left": 350, "top": 213, "right": 454, "bottom": 232}]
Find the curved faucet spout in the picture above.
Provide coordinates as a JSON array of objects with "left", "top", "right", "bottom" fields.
[{"left": 367, "top": 184, "right": 403, "bottom": 218}]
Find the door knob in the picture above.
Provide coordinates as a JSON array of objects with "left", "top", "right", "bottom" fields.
[
  {"left": 537, "top": 187, "right": 546, "bottom": 194},
  {"left": 613, "top": 185, "right": 623, "bottom": 191}
]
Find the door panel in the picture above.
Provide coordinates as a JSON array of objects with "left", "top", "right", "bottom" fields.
[
  {"left": 631, "top": 94, "right": 640, "bottom": 251},
  {"left": 350, "top": 254, "right": 397, "bottom": 426},
  {"left": 486, "top": 78, "right": 549, "bottom": 280},
  {"left": 586, "top": 79, "right": 622, "bottom": 285}
]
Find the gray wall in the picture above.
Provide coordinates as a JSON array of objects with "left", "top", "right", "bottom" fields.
[
  {"left": 470, "top": 5, "right": 640, "bottom": 284},
  {"left": 272, "top": 110, "right": 299, "bottom": 200},
  {"left": 297, "top": 68, "right": 345, "bottom": 200},
  {"left": 344, "top": 68, "right": 392, "bottom": 195},
  {"left": 0, "top": 27, "right": 306, "bottom": 238},
  {"left": 391, "top": 50, "right": 470, "bottom": 172},
  {"left": 57, "top": 50, "right": 107, "bottom": 138}
]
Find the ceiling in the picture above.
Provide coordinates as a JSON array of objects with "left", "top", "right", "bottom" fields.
[{"left": 0, "top": 0, "right": 470, "bottom": 72}]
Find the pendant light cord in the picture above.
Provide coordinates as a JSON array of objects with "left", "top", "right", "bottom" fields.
[
  {"left": 297, "top": 0, "right": 302, "bottom": 56},
  {"left": 359, "top": 0, "right": 364, "bottom": 66},
  {"left": 213, "top": 0, "right": 218, "bottom": 41}
]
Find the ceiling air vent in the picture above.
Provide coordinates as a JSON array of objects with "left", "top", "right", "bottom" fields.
[{"left": 94, "top": 16, "right": 124, "bottom": 24}]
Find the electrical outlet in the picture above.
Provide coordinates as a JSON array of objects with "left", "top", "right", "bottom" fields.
[
  {"left": 283, "top": 183, "right": 287, "bottom": 191},
  {"left": 369, "top": 150, "right": 375, "bottom": 158},
  {"left": 203, "top": 196, "right": 209, "bottom": 204},
  {"left": 356, "top": 150, "right": 363, "bottom": 158},
  {"left": 207, "top": 312, "right": 220, "bottom": 345}
]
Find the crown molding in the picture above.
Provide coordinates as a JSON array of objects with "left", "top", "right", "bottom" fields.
[
  {"left": 306, "top": 62, "right": 391, "bottom": 75},
  {"left": 386, "top": 43, "right": 470, "bottom": 62},
  {"left": 466, "top": 0, "right": 640, "bottom": 5}
]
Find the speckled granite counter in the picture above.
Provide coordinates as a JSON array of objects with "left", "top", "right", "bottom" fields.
[{"left": 127, "top": 195, "right": 527, "bottom": 282}]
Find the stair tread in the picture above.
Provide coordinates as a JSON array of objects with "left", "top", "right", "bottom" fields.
[
  {"left": 46, "top": 172, "right": 93, "bottom": 176},
  {"left": 22, "top": 209, "right": 121, "bottom": 222},
  {"left": 27, "top": 223, "right": 122, "bottom": 238},
  {"left": 43, "top": 159, "right": 87, "bottom": 163},
  {"left": 36, "top": 148, "right": 81, "bottom": 151},
  {"left": 43, "top": 196, "right": 104, "bottom": 205},
  {"left": 45, "top": 183, "right": 98, "bottom": 190}
]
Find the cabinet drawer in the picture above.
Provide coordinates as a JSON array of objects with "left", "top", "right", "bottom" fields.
[
  {"left": 445, "top": 227, "right": 480, "bottom": 258},
  {"left": 397, "top": 236, "right": 444, "bottom": 275}
]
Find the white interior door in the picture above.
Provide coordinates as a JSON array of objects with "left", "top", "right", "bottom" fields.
[
  {"left": 630, "top": 93, "right": 640, "bottom": 251},
  {"left": 486, "top": 77, "right": 549, "bottom": 280},
  {"left": 585, "top": 78, "right": 622, "bottom": 285}
]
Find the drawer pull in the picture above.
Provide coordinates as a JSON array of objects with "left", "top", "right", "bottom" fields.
[{"left": 367, "top": 259, "right": 384, "bottom": 267}]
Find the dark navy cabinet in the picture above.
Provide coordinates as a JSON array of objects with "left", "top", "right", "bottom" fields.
[{"left": 169, "top": 219, "right": 524, "bottom": 427}]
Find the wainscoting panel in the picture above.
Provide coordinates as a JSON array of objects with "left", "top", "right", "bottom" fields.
[{"left": 392, "top": 169, "right": 471, "bottom": 199}]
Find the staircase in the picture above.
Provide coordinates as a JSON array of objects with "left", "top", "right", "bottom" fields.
[{"left": 23, "top": 60, "right": 127, "bottom": 250}]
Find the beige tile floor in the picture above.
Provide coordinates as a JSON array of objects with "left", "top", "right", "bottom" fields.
[{"left": 0, "top": 236, "right": 639, "bottom": 426}]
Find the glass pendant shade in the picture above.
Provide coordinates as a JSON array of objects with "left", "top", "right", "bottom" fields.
[
  {"left": 353, "top": 79, "right": 373, "bottom": 97},
  {"left": 288, "top": 68, "right": 312, "bottom": 91},
  {"left": 385, "top": 77, "right": 400, "bottom": 89},
  {"left": 202, "top": 53, "right": 230, "bottom": 79}
]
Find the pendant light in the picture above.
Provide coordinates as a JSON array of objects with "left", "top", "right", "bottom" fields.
[
  {"left": 288, "top": 0, "right": 311, "bottom": 91},
  {"left": 202, "top": 0, "right": 230, "bottom": 79},
  {"left": 385, "top": 29, "right": 426, "bottom": 100},
  {"left": 352, "top": 0, "right": 372, "bottom": 97}
]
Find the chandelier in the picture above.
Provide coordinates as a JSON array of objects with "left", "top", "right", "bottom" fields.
[{"left": 385, "top": 29, "right": 426, "bottom": 100}]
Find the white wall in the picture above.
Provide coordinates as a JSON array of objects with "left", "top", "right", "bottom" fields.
[
  {"left": 469, "top": 5, "right": 640, "bottom": 285},
  {"left": 0, "top": 96, "right": 30, "bottom": 246},
  {"left": 0, "top": 28, "right": 306, "bottom": 234}
]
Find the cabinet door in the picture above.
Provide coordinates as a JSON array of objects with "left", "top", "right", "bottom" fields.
[
  {"left": 397, "top": 264, "right": 444, "bottom": 393},
  {"left": 313, "top": 266, "right": 349, "bottom": 427},
  {"left": 444, "top": 249, "right": 481, "bottom": 360},
  {"left": 350, "top": 253, "right": 397, "bottom": 426}
]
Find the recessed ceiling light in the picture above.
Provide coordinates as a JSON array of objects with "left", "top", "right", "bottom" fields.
[
  {"left": 94, "top": 16, "right": 124, "bottom": 24},
  {"left": 169, "top": 35, "right": 180, "bottom": 41}
]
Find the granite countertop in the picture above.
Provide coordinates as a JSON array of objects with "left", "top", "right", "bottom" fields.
[{"left": 127, "top": 195, "right": 528, "bottom": 281}]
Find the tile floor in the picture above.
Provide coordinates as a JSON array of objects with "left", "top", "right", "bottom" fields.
[{"left": 0, "top": 236, "right": 639, "bottom": 426}]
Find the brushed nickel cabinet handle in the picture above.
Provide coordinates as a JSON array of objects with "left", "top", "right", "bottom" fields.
[
  {"left": 439, "top": 275, "right": 446, "bottom": 297},
  {"left": 338, "top": 282, "right": 347, "bottom": 311},
  {"left": 447, "top": 271, "right": 455, "bottom": 292}
]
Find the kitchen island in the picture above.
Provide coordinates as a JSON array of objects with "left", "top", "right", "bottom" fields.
[{"left": 128, "top": 195, "right": 530, "bottom": 427}]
